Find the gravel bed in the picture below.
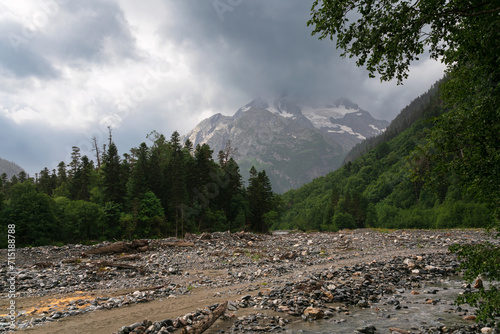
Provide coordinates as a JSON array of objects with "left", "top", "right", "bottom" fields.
[{"left": 0, "top": 229, "right": 498, "bottom": 333}]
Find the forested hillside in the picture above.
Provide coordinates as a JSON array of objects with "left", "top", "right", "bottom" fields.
[
  {"left": 343, "top": 79, "right": 443, "bottom": 164},
  {"left": 0, "top": 131, "right": 279, "bottom": 247},
  {"left": 277, "top": 82, "right": 493, "bottom": 231}
]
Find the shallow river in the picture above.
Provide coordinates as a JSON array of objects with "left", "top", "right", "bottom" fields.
[{"left": 284, "top": 277, "right": 475, "bottom": 333}]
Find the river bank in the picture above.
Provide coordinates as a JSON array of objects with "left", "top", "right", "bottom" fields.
[{"left": 0, "top": 229, "right": 497, "bottom": 333}]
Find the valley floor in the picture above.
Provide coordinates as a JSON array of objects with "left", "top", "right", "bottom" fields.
[{"left": 0, "top": 229, "right": 497, "bottom": 333}]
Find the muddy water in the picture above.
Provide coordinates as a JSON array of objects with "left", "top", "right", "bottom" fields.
[{"left": 285, "top": 277, "right": 475, "bottom": 333}]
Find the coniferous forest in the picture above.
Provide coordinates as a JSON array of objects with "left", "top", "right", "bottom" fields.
[
  {"left": 0, "top": 130, "right": 279, "bottom": 247},
  {"left": 0, "top": 81, "right": 496, "bottom": 248}
]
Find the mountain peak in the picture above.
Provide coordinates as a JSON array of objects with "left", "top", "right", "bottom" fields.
[
  {"left": 182, "top": 96, "right": 388, "bottom": 193},
  {"left": 330, "top": 98, "right": 360, "bottom": 111}
]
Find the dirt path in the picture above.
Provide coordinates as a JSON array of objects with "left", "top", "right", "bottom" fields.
[{"left": 17, "top": 247, "right": 450, "bottom": 334}]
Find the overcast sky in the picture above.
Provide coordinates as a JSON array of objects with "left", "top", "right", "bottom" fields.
[{"left": 0, "top": 0, "right": 445, "bottom": 175}]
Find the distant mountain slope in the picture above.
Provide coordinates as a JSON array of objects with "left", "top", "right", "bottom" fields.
[
  {"left": 278, "top": 80, "right": 492, "bottom": 231},
  {"left": 183, "top": 97, "right": 388, "bottom": 193},
  {"left": 0, "top": 157, "right": 24, "bottom": 180},
  {"left": 344, "top": 79, "right": 443, "bottom": 163}
]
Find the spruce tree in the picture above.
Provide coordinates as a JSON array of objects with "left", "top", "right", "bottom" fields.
[
  {"left": 57, "top": 162, "right": 68, "bottom": 186},
  {"left": 102, "top": 142, "right": 124, "bottom": 205},
  {"left": 128, "top": 142, "right": 150, "bottom": 201},
  {"left": 247, "top": 167, "right": 274, "bottom": 233},
  {"left": 169, "top": 131, "right": 187, "bottom": 237}
]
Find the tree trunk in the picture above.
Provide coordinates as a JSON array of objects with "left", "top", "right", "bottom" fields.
[{"left": 181, "top": 301, "right": 227, "bottom": 334}]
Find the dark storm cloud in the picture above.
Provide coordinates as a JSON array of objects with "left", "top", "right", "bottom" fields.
[
  {"left": 0, "top": 22, "right": 60, "bottom": 79},
  {"left": 44, "top": 0, "right": 139, "bottom": 63},
  {"left": 0, "top": 0, "right": 446, "bottom": 174},
  {"left": 160, "top": 1, "right": 444, "bottom": 119},
  {"left": 162, "top": 1, "right": 348, "bottom": 101},
  {"left": 0, "top": 0, "right": 138, "bottom": 83},
  {"left": 0, "top": 114, "right": 85, "bottom": 175}
]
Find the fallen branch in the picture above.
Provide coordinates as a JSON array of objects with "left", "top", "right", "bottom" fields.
[
  {"left": 160, "top": 241, "right": 195, "bottom": 248},
  {"left": 181, "top": 301, "right": 228, "bottom": 334},
  {"left": 84, "top": 240, "right": 149, "bottom": 255}
]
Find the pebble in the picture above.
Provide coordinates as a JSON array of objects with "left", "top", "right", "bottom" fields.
[{"left": 0, "top": 229, "right": 498, "bottom": 332}]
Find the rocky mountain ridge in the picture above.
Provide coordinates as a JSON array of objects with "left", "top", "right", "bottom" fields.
[
  {"left": 182, "top": 98, "right": 389, "bottom": 193},
  {"left": 0, "top": 157, "right": 24, "bottom": 180}
]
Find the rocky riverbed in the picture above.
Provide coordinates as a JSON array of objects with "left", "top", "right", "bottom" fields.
[{"left": 0, "top": 229, "right": 498, "bottom": 333}]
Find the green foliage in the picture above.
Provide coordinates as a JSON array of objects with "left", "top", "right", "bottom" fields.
[
  {"left": 137, "top": 191, "right": 166, "bottom": 237},
  {"left": 247, "top": 167, "right": 276, "bottom": 233},
  {"left": 206, "top": 208, "right": 228, "bottom": 232},
  {"left": 332, "top": 212, "right": 356, "bottom": 230},
  {"left": 2, "top": 182, "right": 57, "bottom": 246},
  {"left": 308, "top": 0, "right": 500, "bottom": 83},
  {"left": 434, "top": 67, "right": 500, "bottom": 221},
  {"left": 450, "top": 242, "right": 500, "bottom": 324},
  {"left": 309, "top": 2, "right": 499, "bottom": 322},
  {"left": 308, "top": 0, "right": 499, "bottom": 215},
  {"left": 60, "top": 200, "right": 103, "bottom": 242},
  {"left": 279, "top": 86, "right": 494, "bottom": 232},
  {"left": 102, "top": 142, "right": 125, "bottom": 205},
  {"left": 0, "top": 130, "right": 279, "bottom": 246}
]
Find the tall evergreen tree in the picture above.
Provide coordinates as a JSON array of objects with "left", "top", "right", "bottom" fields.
[
  {"left": 69, "top": 156, "right": 94, "bottom": 201},
  {"left": 168, "top": 131, "right": 188, "bottom": 237},
  {"left": 247, "top": 167, "right": 274, "bottom": 233},
  {"left": 56, "top": 162, "right": 68, "bottom": 186},
  {"left": 128, "top": 142, "right": 150, "bottom": 201},
  {"left": 220, "top": 157, "right": 244, "bottom": 225},
  {"left": 38, "top": 167, "right": 54, "bottom": 196},
  {"left": 102, "top": 142, "right": 124, "bottom": 205},
  {"left": 148, "top": 133, "right": 169, "bottom": 210},
  {"left": 69, "top": 146, "right": 81, "bottom": 179},
  {"left": 18, "top": 171, "right": 27, "bottom": 183}
]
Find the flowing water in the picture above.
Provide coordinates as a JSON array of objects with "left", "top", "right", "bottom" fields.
[{"left": 284, "top": 277, "right": 475, "bottom": 333}]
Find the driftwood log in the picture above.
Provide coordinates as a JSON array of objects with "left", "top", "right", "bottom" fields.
[
  {"left": 181, "top": 301, "right": 228, "bottom": 334},
  {"left": 84, "top": 240, "right": 149, "bottom": 255},
  {"left": 94, "top": 261, "right": 137, "bottom": 270},
  {"left": 160, "top": 241, "right": 195, "bottom": 248}
]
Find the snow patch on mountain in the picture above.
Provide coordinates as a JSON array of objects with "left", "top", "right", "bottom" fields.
[
  {"left": 328, "top": 125, "right": 366, "bottom": 140},
  {"left": 301, "top": 105, "right": 359, "bottom": 128},
  {"left": 267, "top": 105, "right": 294, "bottom": 118}
]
